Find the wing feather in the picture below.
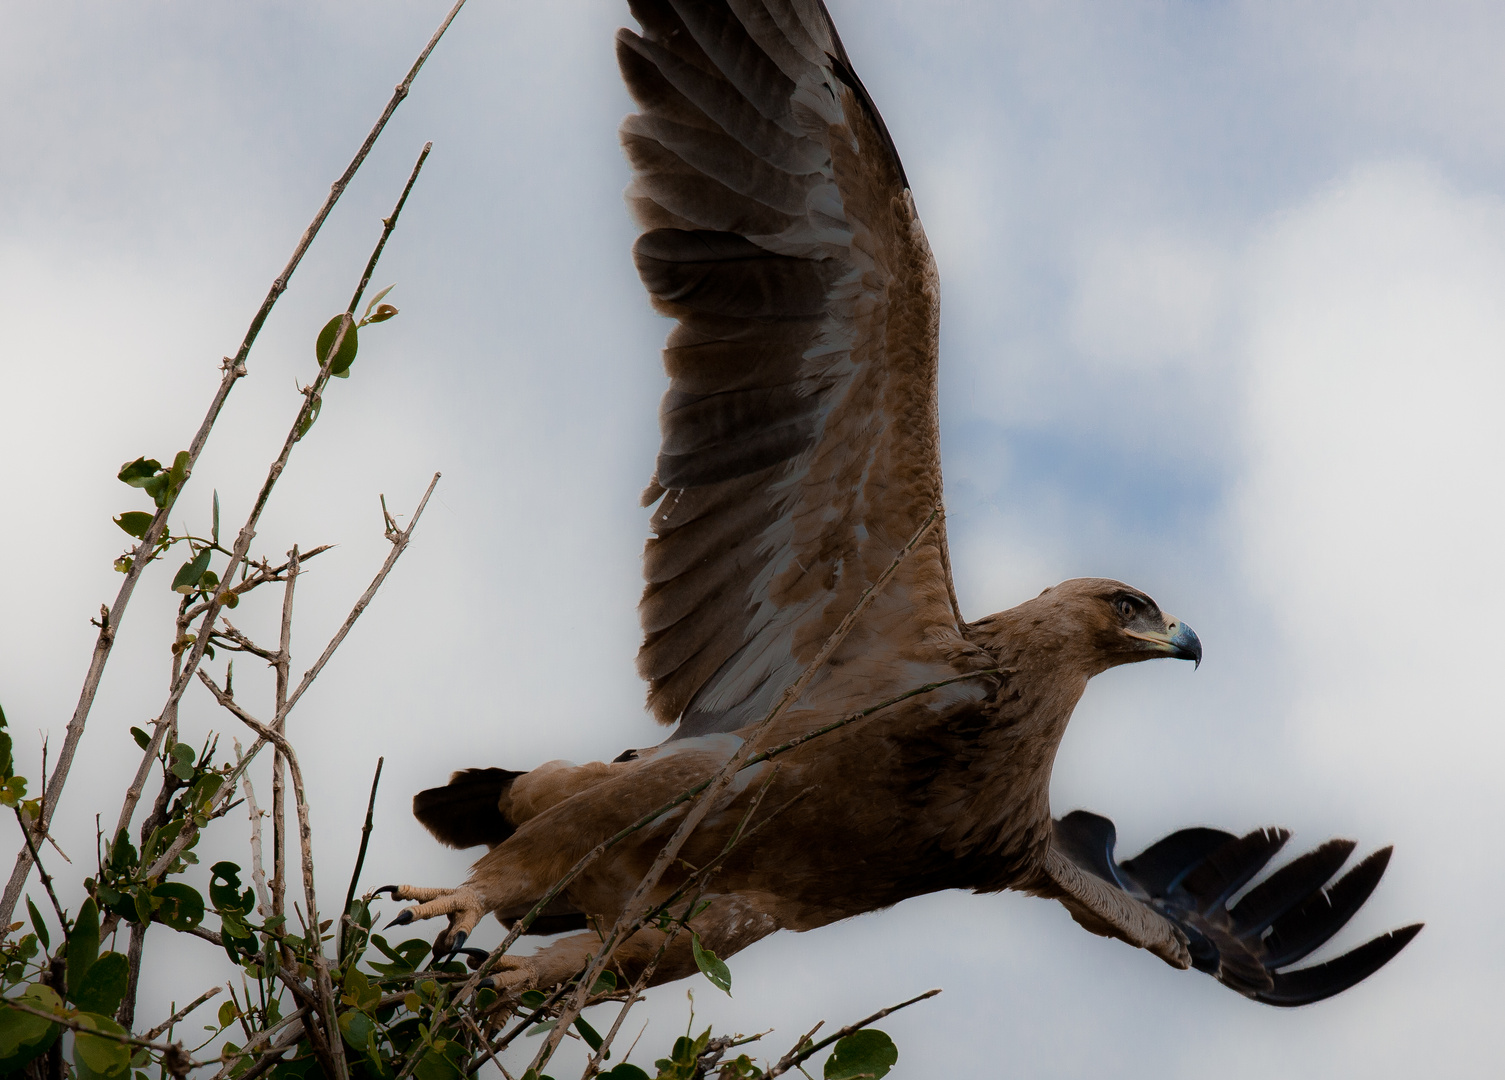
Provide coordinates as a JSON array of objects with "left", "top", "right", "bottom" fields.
[
  {"left": 620, "top": 0, "right": 986, "bottom": 735},
  {"left": 1040, "top": 810, "right": 1421, "bottom": 1005}
]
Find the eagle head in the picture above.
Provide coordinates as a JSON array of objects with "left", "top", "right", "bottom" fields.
[{"left": 989, "top": 577, "right": 1203, "bottom": 677}]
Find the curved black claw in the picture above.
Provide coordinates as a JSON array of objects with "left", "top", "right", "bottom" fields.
[
  {"left": 385, "top": 909, "right": 414, "bottom": 929},
  {"left": 372, "top": 885, "right": 402, "bottom": 899},
  {"left": 1054, "top": 810, "right": 1421, "bottom": 1005},
  {"left": 450, "top": 947, "right": 493, "bottom": 971}
]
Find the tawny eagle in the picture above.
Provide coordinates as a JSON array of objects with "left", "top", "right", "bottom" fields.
[{"left": 388, "top": 0, "right": 1420, "bottom": 1007}]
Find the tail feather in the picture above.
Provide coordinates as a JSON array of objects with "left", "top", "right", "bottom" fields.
[{"left": 413, "top": 767, "right": 522, "bottom": 850}]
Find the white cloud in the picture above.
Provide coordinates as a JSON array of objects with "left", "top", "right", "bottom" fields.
[
  {"left": 1237, "top": 161, "right": 1505, "bottom": 781},
  {"left": 1070, "top": 231, "right": 1229, "bottom": 366}
]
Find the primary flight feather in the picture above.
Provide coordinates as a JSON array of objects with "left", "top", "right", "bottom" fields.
[{"left": 390, "top": 0, "right": 1419, "bottom": 1008}]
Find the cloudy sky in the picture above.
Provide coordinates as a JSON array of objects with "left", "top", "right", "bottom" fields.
[{"left": 2, "top": 1, "right": 1502, "bottom": 1076}]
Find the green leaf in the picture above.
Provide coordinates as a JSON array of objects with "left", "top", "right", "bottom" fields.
[
  {"left": 339, "top": 1010, "right": 376, "bottom": 1051},
  {"left": 0, "top": 776, "right": 26, "bottom": 808},
  {"left": 823, "top": 1029, "right": 898, "bottom": 1080},
  {"left": 589, "top": 970, "right": 617, "bottom": 995},
  {"left": 691, "top": 933, "right": 731, "bottom": 995},
  {"left": 129, "top": 726, "right": 151, "bottom": 751},
  {"left": 167, "top": 450, "right": 190, "bottom": 503},
  {"left": 573, "top": 1016, "right": 605, "bottom": 1054},
  {"left": 113, "top": 512, "right": 154, "bottom": 539},
  {"left": 172, "top": 547, "right": 211, "bottom": 594},
  {"left": 415, "top": 1048, "right": 462, "bottom": 1080},
  {"left": 0, "top": 725, "right": 11, "bottom": 778},
  {"left": 209, "top": 862, "right": 243, "bottom": 911},
  {"left": 73, "top": 1013, "right": 131, "bottom": 1078},
  {"left": 71, "top": 952, "right": 129, "bottom": 1014},
  {"left": 217, "top": 999, "right": 238, "bottom": 1028},
  {"left": 598, "top": 1067, "right": 649, "bottom": 1080},
  {"left": 117, "top": 458, "right": 161, "bottom": 486},
  {"left": 518, "top": 990, "right": 547, "bottom": 1009},
  {"left": 211, "top": 489, "right": 220, "bottom": 545},
  {"left": 0, "top": 1000, "right": 55, "bottom": 1058},
  {"left": 151, "top": 882, "right": 204, "bottom": 930},
  {"left": 315, "top": 314, "right": 359, "bottom": 375},
  {"left": 67, "top": 897, "right": 101, "bottom": 994},
  {"left": 27, "top": 898, "right": 49, "bottom": 950}
]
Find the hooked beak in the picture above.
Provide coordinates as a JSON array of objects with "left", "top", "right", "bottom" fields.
[{"left": 1126, "top": 614, "right": 1203, "bottom": 669}]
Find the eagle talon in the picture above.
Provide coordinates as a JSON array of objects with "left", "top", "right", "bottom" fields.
[
  {"left": 386, "top": 910, "right": 414, "bottom": 928},
  {"left": 372, "top": 885, "right": 402, "bottom": 899}
]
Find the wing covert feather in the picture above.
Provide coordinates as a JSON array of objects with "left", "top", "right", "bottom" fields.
[{"left": 620, "top": 0, "right": 984, "bottom": 735}]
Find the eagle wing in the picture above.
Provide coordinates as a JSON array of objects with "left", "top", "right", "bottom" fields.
[
  {"left": 619, "top": 0, "right": 988, "bottom": 737},
  {"left": 1038, "top": 810, "right": 1422, "bottom": 1005}
]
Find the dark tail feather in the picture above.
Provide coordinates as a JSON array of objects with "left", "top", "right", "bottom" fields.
[{"left": 413, "top": 768, "right": 523, "bottom": 850}]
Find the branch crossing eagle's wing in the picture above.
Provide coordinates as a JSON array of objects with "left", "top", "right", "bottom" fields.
[
  {"left": 1037, "top": 810, "right": 1422, "bottom": 1006},
  {"left": 619, "top": 0, "right": 991, "bottom": 737}
]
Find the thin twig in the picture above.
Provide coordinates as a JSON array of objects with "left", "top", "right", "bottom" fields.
[
  {"left": 0, "top": 0, "right": 463, "bottom": 924},
  {"left": 143, "top": 985, "right": 223, "bottom": 1041},
  {"left": 339, "top": 756, "right": 384, "bottom": 957},
  {"left": 528, "top": 509, "right": 945, "bottom": 1073},
  {"left": 11, "top": 809, "right": 65, "bottom": 931},
  {"left": 764, "top": 989, "right": 942, "bottom": 1078}
]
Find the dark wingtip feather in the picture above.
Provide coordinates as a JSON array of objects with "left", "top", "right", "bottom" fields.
[
  {"left": 1263, "top": 846, "right": 1394, "bottom": 967},
  {"left": 1256, "top": 923, "right": 1423, "bottom": 1007},
  {"left": 1230, "top": 838, "right": 1357, "bottom": 937},
  {"left": 1179, "top": 827, "right": 1290, "bottom": 912},
  {"left": 1121, "top": 826, "right": 1238, "bottom": 896}
]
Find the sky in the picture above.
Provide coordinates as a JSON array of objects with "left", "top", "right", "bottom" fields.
[{"left": 1, "top": 1, "right": 1502, "bottom": 1076}]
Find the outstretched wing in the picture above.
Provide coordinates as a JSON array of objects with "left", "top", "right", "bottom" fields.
[
  {"left": 1036, "top": 810, "right": 1422, "bottom": 1006},
  {"left": 619, "top": 0, "right": 988, "bottom": 737}
]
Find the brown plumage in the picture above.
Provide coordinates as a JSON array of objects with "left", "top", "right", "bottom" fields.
[{"left": 392, "top": 0, "right": 1419, "bottom": 1007}]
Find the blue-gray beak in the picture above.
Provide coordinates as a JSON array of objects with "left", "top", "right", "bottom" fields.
[{"left": 1166, "top": 618, "right": 1202, "bottom": 669}]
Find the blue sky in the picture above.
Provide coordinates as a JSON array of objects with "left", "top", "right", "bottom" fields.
[{"left": 2, "top": 3, "right": 1501, "bottom": 1076}]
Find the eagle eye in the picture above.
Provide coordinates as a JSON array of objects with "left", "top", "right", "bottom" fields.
[{"left": 1114, "top": 597, "right": 1136, "bottom": 621}]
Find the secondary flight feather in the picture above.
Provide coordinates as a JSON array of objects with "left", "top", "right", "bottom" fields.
[{"left": 389, "top": 0, "right": 1419, "bottom": 1010}]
